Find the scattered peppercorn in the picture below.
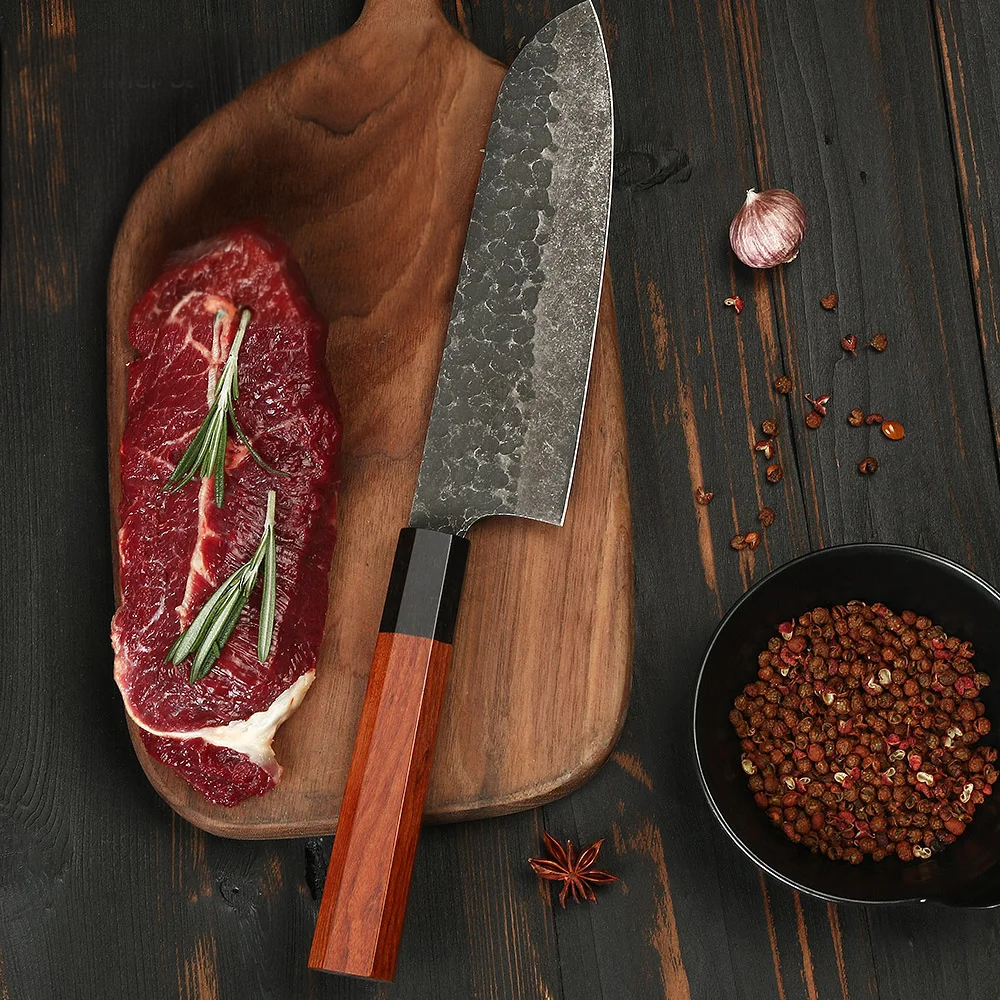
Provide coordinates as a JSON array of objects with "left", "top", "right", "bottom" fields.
[
  {"left": 858, "top": 456, "right": 879, "bottom": 475},
  {"left": 731, "top": 531, "right": 762, "bottom": 552},
  {"left": 881, "top": 421, "right": 905, "bottom": 441},
  {"left": 870, "top": 333, "right": 888, "bottom": 352},
  {"left": 724, "top": 295, "right": 745, "bottom": 315},
  {"left": 841, "top": 335, "right": 857, "bottom": 355},
  {"left": 695, "top": 486, "right": 714, "bottom": 505},
  {"left": 766, "top": 463, "right": 784, "bottom": 483},
  {"left": 758, "top": 507, "right": 776, "bottom": 527},
  {"left": 821, "top": 293, "right": 838, "bottom": 310},
  {"left": 773, "top": 375, "right": 792, "bottom": 395},
  {"left": 755, "top": 439, "right": 776, "bottom": 460},
  {"left": 865, "top": 413, "right": 884, "bottom": 425},
  {"left": 761, "top": 418, "right": 778, "bottom": 438},
  {"left": 805, "top": 393, "right": 830, "bottom": 417},
  {"left": 805, "top": 412, "right": 823, "bottom": 429},
  {"left": 730, "top": 602, "right": 995, "bottom": 863},
  {"left": 848, "top": 408, "right": 865, "bottom": 428}
]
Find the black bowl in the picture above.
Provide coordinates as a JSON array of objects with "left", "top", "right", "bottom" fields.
[{"left": 693, "top": 544, "right": 1000, "bottom": 906}]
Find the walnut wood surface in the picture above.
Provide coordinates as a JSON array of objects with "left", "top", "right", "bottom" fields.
[
  {"left": 18, "top": 0, "right": 1000, "bottom": 996},
  {"left": 309, "top": 633, "right": 454, "bottom": 981},
  {"left": 104, "top": 0, "right": 633, "bottom": 837}
]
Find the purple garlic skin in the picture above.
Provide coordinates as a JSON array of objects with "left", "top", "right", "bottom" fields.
[{"left": 730, "top": 188, "right": 806, "bottom": 268}]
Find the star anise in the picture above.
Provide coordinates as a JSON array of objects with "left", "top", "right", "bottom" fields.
[{"left": 528, "top": 831, "right": 618, "bottom": 907}]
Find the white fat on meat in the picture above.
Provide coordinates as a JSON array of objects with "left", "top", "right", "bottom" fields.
[{"left": 121, "top": 670, "right": 315, "bottom": 779}]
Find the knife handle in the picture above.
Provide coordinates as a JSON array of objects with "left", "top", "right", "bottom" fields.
[{"left": 309, "top": 526, "right": 469, "bottom": 981}]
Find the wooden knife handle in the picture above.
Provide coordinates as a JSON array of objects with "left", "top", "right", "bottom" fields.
[{"left": 309, "top": 527, "right": 469, "bottom": 981}]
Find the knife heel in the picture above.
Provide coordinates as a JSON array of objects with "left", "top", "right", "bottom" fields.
[{"left": 309, "top": 527, "right": 469, "bottom": 980}]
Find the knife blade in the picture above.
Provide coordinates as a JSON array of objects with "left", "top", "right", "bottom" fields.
[
  {"left": 411, "top": 0, "right": 614, "bottom": 536},
  {"left": 310, "top": 2, "right": 613, "bottom": 980}
]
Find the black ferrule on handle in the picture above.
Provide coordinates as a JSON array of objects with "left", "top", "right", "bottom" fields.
[{"left": 379, "top": 528, "right": 470, "bottom": 643}]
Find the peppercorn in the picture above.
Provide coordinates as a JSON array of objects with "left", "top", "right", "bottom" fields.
[
  {"left": 805, "top": 412, "right": 823, "bottom": 430},
  {"left": 858, "top": 457, "right": 878, "bottom": 475},
  {"left": 870, "top": 333, "right": 888, "bottom": 352},
  {"left": 765, "top": 463, "right": 783, "bottom": 483},
  {"left": 847, "top": 408, "right": 865, "bottom": 428},
  {"left": 761, "top": 418, "right": 778, "bottom": 438},
  {"left": 758, "top": 507, "right": 776, "bottom": 527},
  {"left": 805, "top": 393, "right": 830, "bottom": 416},
  {"left": 730, "top": 534, "right": 748, "bottom": 551},
  {"left": 773, "top": 375, "right": 792, "bottom": 395},
  {"left": 730, "top": 602, "right": 993, "bottom": 864}
]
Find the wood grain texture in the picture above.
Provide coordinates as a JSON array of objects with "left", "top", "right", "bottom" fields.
[
  {"left": 104, "top": 0, "right": 634, "bottom": 838},
  {"left": 933, "top": 0, "right": 1000, "bottom": 485},
  {"left": 310, "top": 633, "right": 454, "bottom": 980},
  {"left": 9, "top": 0, "right": 1000, "bottom": 996},
  {"left": 596, "top": 1, "right": 1000, "bottom": 998}
]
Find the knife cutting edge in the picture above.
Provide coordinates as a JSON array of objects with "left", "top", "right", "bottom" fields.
[{"left": 309, "top": 0, "right": 613, "bottom": 980}]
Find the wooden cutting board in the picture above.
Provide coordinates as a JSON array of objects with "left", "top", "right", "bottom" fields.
[{"left": 106, "top": 0, "right": 633, "bottom": 839}]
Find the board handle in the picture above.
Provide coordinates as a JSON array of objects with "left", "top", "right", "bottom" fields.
[
  {"left": 309, "top": 527, "right": 469, "bottom": 981},
  {"left": 359, "top": 0, "right": 445, "bottom": 22}
]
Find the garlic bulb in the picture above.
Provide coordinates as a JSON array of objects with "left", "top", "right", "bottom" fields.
[{"left": 729, "top": 188, "right": 806, "bottom": 268}]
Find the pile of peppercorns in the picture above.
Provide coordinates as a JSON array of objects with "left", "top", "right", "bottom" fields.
[{"left": 730, "top": 602, "right": 996, "bottom": 864}]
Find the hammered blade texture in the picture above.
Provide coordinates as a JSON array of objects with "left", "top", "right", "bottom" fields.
[{"left": 410, "top": 1, "right": 613, "bottom": 536}]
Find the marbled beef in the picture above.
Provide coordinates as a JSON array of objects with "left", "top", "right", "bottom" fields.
[{"left": 111, "top": 223, "right": 341, "bottom": 806}]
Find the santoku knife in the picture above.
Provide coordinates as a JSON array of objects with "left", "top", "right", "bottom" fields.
[{"left": 309, "top": 1, "right": 613, "bottom": 980}]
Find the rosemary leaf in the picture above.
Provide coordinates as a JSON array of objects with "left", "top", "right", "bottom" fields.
[
  {"left": 212, "top": 408, "right": 228, "bottom": 508},
  {"left": 167, "top": 490, "right": 280, "bottom": 683},
  {"left": 162, "top": 308, "right": 285, "bottom": 507},
  {"left": 229, "top": 401, "right": 285, "bottom": 477},
  {"left": 167, "top": 561, "right": 247, "bottom": 666},
  {"left": 258, "top": 491, "right": 278, "bottom": 662},
  {"left": 165, "top": 399, "right": 223, "bottom": 491},
  {"left": 189, "top": 584, "right": 247, "bottom": 682}
]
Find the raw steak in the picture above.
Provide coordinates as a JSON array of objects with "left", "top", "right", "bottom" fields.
[{"left": 111, "top": 223, "right": 341, "bottom": 806}]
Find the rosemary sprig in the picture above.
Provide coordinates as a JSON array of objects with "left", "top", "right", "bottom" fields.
[
  {"left": 164, "top": 308, "right": 284, "bottom": 507},
  {"left": 167, "top": 490, "right": 279, "bottom": 682}
]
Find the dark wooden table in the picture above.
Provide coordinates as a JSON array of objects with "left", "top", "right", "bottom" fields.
[{"left": 5, "top": 0, "right": 1000, "bottom": 997}]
